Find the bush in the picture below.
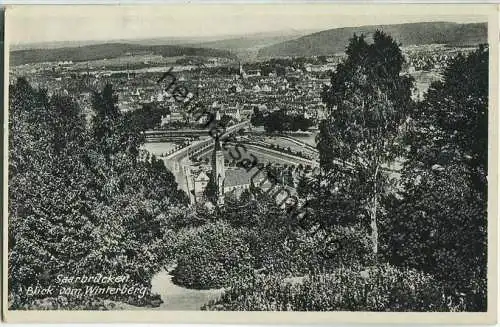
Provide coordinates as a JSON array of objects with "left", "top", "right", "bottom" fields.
[
  {"left": 202, "top": 264, "right": 466, "bottom": 311},
  {"left": 285, "top": 226, "right": 374, "bottom": 274},
  {"left": 219, "top": 195, "right": 374, "bottom": 277},
  {"left": 171, "top": 221, "right": 255, "bottom": 289},
  {"left": 8, "top": 292, "right": 163, "bottom": 310},
  {"left": 248, "top": 223, "right": 374, "bottom": 276},
  {"left": 167, "top": 204, "right": 214, "bottom": 230},
  {"left": 380, "top": 163, "right": 487, "bottom": 311},
  {"left": 7, "top": 81, "right": 186, "bottom": 309}
]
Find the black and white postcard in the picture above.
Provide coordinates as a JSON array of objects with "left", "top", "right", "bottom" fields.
[{"left": 2, "top": 4, "right": 498, "bottom": 324}]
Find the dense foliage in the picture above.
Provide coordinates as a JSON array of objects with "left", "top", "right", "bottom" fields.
[
  {"left": 203, "top": 264, "right": 466, "bottom": 311},
  {"left": 380, "top": 45, "right": 488, "bottom": 311},
  {"left": 125, "top": 103, "right": 169, "bottom": 131},
  {"left": 172, "top": 221, "right": 255, "bottom": 289},
  {"left": 8, "top": 79, "right": 187, "bottom": 309},
  {"left": 251, "top": 108, "right": 314, "bottom": 132},
  {"left": 208, "top": 193, "right": 373, "bottom": 276}
]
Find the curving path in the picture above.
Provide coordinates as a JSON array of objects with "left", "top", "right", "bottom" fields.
[
  {"left": 165, "top": 120, "right": 251, "bottom": 161},
  {"left": 278, "top": 135, "right": 319, "bottom": 153},
  {"left": 150, "top": 270, "right": 225, "bottom": 310},
  {"left": 195, "top": 141, "right": 320, "bottom": 168}
]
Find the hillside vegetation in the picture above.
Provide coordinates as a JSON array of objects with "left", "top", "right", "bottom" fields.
[
  {"left": 258, "top": 22, "right": 487, "bottom": 58},
  {"left": 11, "top": 43, "right": 236, "bottom": 65}
]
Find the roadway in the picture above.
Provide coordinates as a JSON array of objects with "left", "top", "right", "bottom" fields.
[
  {"left": 160, "top": 120, "right": 251, "bottom": 198},
  {"left": 195, "top": 141, "right": 319, "bottom": 168},
  {"left": 165, "top": 120, "right": 251, "bottom": 161}
]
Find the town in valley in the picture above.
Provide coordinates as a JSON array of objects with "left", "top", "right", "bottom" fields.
[{"left": 8, "top": 12, "right": 490, "bottom": 314}]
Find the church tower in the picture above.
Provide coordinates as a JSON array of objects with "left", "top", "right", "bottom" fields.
[
  {"left": 239, "top": 62, "right": 247, "bottom": 79},
  {"left": 211, "top": 111, "right": 225, "bottom": 205},
  {"left": 212, "top": 136, "right": 225, "bottom": 205}
]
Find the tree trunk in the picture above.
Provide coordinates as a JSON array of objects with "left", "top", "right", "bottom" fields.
[
  {"left": 370, "top": 193, "right": 378, "bottom": 254},
  {"left": 370, "top": 165, "right": 379, "bottom": 255}
]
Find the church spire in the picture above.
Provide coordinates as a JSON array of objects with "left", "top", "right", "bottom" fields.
[
  {"left": 239, "top": 62, "right": 247, "bottom": 79},
  {"left": 212, "top": 132, "right": 225, "bottom": 206},
  {"left": 214, "top": 135, "right": 221, "bottom": 151}
]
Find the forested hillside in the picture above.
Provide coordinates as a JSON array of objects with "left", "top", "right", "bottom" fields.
[
  {"left": 258, "top": 22, "right": 487, "bottom": 57},
  {"left": 11, "top": 43, "right": 236, "bottom": 65}
]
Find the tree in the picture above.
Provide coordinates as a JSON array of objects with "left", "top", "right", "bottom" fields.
[
  {"left": 381, "top": 46, "right": 488, "bottom": 310},
  {"left": 263, "top": 111, "right": 285, "bottom": 133},
  {"left": 219, "top": 114, "right": 234, "bottom": 128},
  {"left": 318, "top": 31, "right": 414, "bottom": 254},
  {"left": 8, "top": 79, "right": 190, "bottom": 308},
  {"left": 317, "top": 55, "right": 327, "bottom": 64},
  {"left": 8, "top": 79, "right": 98, "bottom": 305},
  {"left": 420, "top": 46, "right": 488, "bottom": 195},
  {"left": 249, "top": 179, "right": 261, "bottom": 196},
  {"left": 203, "top": 172, "right": 218, "bottom": 204},
  {"left": 291, "top": 115, "right": 313, "bottom": 131},
  {"left": 125, "top": 103, "right": 166, "bottom": 132},
  {"left": 296, "top": 173, "right": 312, "bottom": 199}
]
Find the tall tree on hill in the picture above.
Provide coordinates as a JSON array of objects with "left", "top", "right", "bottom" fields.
[
  {"left": 91, "top": 84, "right": 143, "bottom": 162},
  {"left": 381, "top": 45, "right": 488, "bottom": 310},
  {"left": 8, "top": 78, "right": 98, "bottom": 305},
  {"left": 8, "top": 78, "right": 190, "bottom": 309},
  {"left": 318, "top": 31, "right": 414, "bottom": 254}
]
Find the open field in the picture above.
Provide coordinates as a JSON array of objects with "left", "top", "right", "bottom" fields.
[
  {"left": 285, "top": 132, "right": 318, "bottom": 147},
  {"left": 198, "top": 143, "right": 317, "bottom": 167},
  {"left": 259, "top": 136, "right": 318, "bottom": 157},
  {"left": 142, "top": 142, "right": 179, "bottom": 156}
]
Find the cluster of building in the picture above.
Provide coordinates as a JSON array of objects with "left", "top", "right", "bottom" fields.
[
  {"left": 189, "top": 129, "right": 317, "bottom": 206},
  {"left": 403, "top": 44, "right": 478, "bottom": 72},
  {"left": 10, "top": 44, "right": 476, "bottom": 129},
  {"left": 10, "top": 56, "right": 332, "bottom": 126},
  {"left": 179, "top": 62, "right": 329, "bottom": 125}
]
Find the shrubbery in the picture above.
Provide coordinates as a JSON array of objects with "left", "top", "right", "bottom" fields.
[
  {"left": 210, "top": 193, "right": 374, "bottom": 277},
  {"left": 8, "top": 80, "right": 187, "bottom": 309},
  {"left": 285, "top": 226, "right": 374, "bottom": 273},
  {"left": 203, "top": 264, "right": 466, "bottom": 311},
  {"left": 249, "top": 225, "right": 374, "bottom": 276},
  {"left": 9, "top": 292, "right": 163, "bottom": 310},
  {"left": 171, "top": 222, "right": 255, "bottom": 289}
]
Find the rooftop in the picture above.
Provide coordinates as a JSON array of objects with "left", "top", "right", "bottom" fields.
[
  {"left": 195, "top": 171, "right": 210, "bottom": 182},
  {"left": 225, "top": 167, "right": 266, "bottom": 188}
]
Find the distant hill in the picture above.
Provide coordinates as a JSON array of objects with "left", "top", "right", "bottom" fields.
[
  {"left": 10, "top": 43, "right": 236, "bottom": 65},
  {"left": 257, "top": 22, "right": 487, "bottom": 58},
  {"left": 10, "top": 30, "right": 317, "bottom": 63},
  {"left": 184, "top": 33, "right": 311, "bottom": 62},
  {"left": 177, "top": 31, "right": 318, "bottom": 61},
  {"left": 182, "top": 31, "right": 315, "bottom": 50}
]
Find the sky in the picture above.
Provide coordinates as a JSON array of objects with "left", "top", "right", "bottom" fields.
[{"left": 7, "top": 4, "right": 491, "bottom": 45}]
